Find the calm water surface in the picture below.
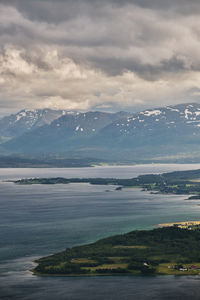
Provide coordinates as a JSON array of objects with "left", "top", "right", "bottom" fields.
[{"left": 1, "top": 164, "right": 200, "bottom": 299}]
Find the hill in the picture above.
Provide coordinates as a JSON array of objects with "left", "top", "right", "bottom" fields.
[{"left": 33, "top": 226, "right": 200, "bottom": 276}]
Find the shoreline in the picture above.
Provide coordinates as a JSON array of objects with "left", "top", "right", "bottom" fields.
[
  {"left": 158, "top": 221, "right": 200, "bottom": 228},
  {"left": 1, "top": 162, "right": 200, "bottom": 169}
]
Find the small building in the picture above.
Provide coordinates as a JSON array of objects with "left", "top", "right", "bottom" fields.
[
  {"left": 174, "top": 264, "right": 183, "bottom": 270},
  {"left": 189, "top": 265, "right": 199, "bottom": 270}
]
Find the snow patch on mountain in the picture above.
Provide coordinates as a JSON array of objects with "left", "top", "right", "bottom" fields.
[
  {"left": 184, "top": 109, "right": 193, "bottom": 119},
  {"left": 143, "top": 110, "right": 162, "bottom": 116},
  {"left": 166, "top": 107, "right": 180, "bottom": 112}
]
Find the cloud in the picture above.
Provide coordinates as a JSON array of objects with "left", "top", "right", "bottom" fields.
[{"left": 1, "top": 1, "right": 200, "bottom": 115}]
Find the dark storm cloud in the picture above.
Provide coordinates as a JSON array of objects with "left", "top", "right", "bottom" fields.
[
  {"left": 2, "top": 0, "right": 200, "bottom": 22},
  {"left": 89, "top": 55, "right": 192, "bottom": 79},
  {"left": 0, "top": 0, "right": 198, "bottom": 78}
]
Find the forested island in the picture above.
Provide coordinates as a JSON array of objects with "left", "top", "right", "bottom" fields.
[
  {"left": 13, "top": 168, "right": 200, "bottom": 198},
  {"left": 33, "top": 226, "right": 200, "bottom": 276}
]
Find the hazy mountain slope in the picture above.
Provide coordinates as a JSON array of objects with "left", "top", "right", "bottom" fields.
[
  {"left": 0, "top": 109, "right": 68, "bottom": 143},
  {"left": 92, "top": 103, "right": 200, "bottom": 159},
  {"left": 100, "top": 103, "right": 199, "bottom": 132},
  {"left": 2, "top": 111, "right": 130, "bottom": 153},
  {"left": 97, "top": 103, "right": 200, "bottom": 144}
]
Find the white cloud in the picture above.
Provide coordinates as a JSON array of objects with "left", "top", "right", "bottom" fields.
[{"left": 1, "top": 2, "right": 200, "bottom": 114}]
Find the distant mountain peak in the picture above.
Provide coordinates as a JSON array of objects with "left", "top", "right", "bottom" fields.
[{"left": 0, "top": 108, "right": 70, "bottom": 143}]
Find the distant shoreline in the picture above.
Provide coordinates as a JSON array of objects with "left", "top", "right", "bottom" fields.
[
  {"left": 12, "top": 168, "right": 200, "bottom": 200},
  {"left": 1, "top": 160, "right": 200, "bottom": 168},
  {"left": 158, "top": 221, "right": 200, "bottom": 228}
]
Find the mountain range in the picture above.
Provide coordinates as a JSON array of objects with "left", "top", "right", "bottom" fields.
[{"left": 1, "top": 103, "right": 200, "bottom": 163}]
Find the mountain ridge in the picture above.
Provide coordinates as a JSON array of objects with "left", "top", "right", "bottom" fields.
[
  {"left": 0, "top": 108, "right": 70, "bottom": 143},
  {"left": 2, "top": 103, "right": 200, "bottom": 162}
]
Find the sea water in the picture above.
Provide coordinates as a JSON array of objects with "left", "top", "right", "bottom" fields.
[{"left": 1, "top": 164, "right": 200, "bottom": 299}]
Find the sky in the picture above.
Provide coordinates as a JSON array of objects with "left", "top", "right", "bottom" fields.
[{"left": 1, "top": 0, "right": 200, "bottom": 116}]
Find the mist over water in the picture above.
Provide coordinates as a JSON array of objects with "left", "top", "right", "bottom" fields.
[
  {"left": 1, "top": 164, "right": 200, "bottom": 299},
  {"left": 2, "top": 163, "right": 200, "bottom": 180}
]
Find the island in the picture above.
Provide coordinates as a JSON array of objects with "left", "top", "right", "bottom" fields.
[
  {"left": 33, "top": 225, "right": 200, "bottom": 276},
  {"left": 13, "top": 168, "right": 200, "bottom": 198}
]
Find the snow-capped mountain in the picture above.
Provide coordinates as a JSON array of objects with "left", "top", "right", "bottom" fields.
[
  {"left": 2, "top": 103, "right": 200, "bottom": 162},
  {"left": 49, "top": 111, "right": 130, "bottom": 138},
  {"left": 99, "top": 103, "right": 200, "bottom": 138},
  {"left": 0, "top": 109, "right": 68, "bottom": 143},
  {"left": 92, "top": 103, "right": 200, "bottom": 159},
  {"left": 2, "top": 110, "right": 130, "bottom": 152}
]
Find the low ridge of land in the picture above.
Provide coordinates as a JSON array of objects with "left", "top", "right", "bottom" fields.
[{"left": 14, "top": 168, "right": 200, "bottom": 199}]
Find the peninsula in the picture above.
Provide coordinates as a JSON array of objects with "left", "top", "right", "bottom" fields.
[
  {"left": 33, "top": 226, "right": 200, "bottom": 276},
  {"left": 14, "top": 168, "right": 200, "bottom": 198}
]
